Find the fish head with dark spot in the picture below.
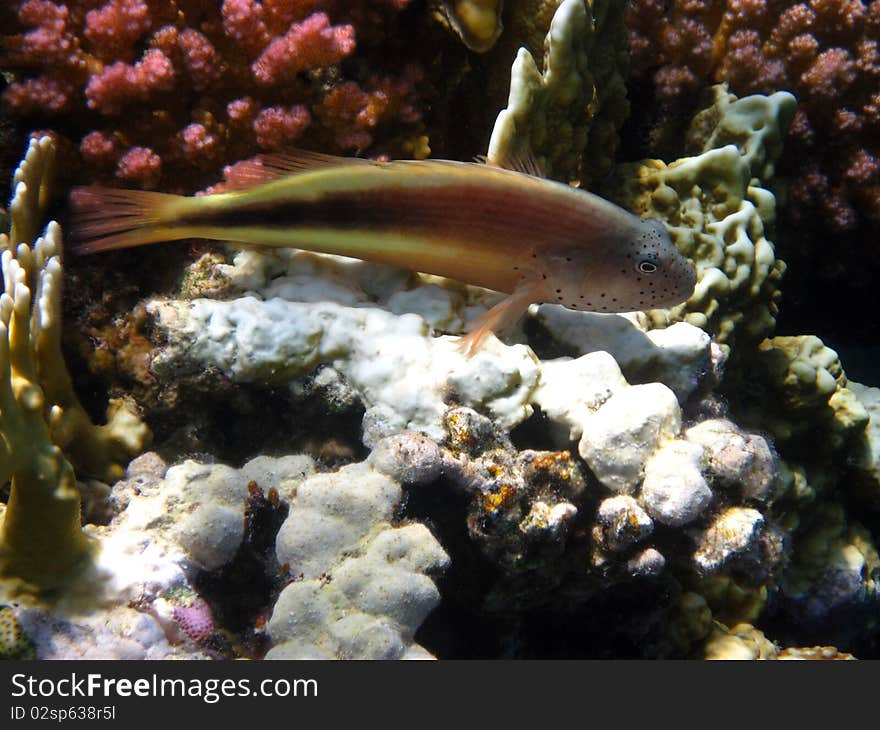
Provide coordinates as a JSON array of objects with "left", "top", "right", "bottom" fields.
[{"left": 541, "top": 218, "right": 696, "bottom": 313}]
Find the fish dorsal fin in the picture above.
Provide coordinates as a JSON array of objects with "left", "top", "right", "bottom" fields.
[
  {"left": 481, "top": 149, "right": 546, "bottom": 178},
  {"left": 258, "top": 149, "right": 370, "bottom": 175},
  {"left": 209, "top": 150, "right": 368, "bottom": 193}
]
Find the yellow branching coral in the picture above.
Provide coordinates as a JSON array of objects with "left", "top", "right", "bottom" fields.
[
  {"left": 0, "top": 136, "right": 150, "bottom": 595},
  {"left": 487, "top": 0, "right": 629, "bottom": 184},
  {"left": 6, "top": 139, "right": 150, "bottom": 486},
  {"left": 0, "top": 222, "right": 94, "bottom": 593}
]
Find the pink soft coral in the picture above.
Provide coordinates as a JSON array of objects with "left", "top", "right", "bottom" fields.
[
  {"left": 251, "top": 12, "right": 355, "bottom": 85},
  {"left": 2, "top": 0, "right": 425, "bottom": 192},
  {"left": 253, "top": 105, "right": 311, "bottom": 149},
  {"left": 84, "top": 0, "right": 150, "bottom": 61},
  {"left": 85, "top": 48, "right": 175, "bottom": 115}
]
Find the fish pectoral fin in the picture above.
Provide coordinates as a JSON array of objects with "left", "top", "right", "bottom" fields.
[
  {"left": 455, "top": 279, "right": 544, "bottom": 358},
  {"left": 455, "top": 320, "right": 496, "bottom": 359}
]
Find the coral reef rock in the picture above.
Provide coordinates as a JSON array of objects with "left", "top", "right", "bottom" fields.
[
  {"left": 268, "top": 460, "right": 449, "bottom": 659},
  {"left": 488, "top": 0, "right": 629, "bottom": 183},
  {"left": 607, "top": 85, "right": 795, "bottom": 349}
]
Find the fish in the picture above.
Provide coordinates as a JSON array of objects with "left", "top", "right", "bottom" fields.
[{"left": 69, "top": 151, "right": 696, "bottom": 354}]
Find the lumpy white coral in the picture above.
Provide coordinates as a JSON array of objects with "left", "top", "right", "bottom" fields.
[{"left": 268, "top": 460, "right": 449, "bottom": 659}]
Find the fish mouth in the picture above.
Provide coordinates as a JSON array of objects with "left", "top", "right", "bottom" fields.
[
  {"left": 653, "top": 260, "right": 696, "bottom": 309},
  {"left": 681, "top": 261, "right": 698, "bottom": 299},
  {"left": 670, "top": 256, "right": 697, "bottom": 302}
]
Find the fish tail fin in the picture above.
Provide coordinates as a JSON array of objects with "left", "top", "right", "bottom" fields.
[{"left": 69, "top": 187, "right": 192, "bottom": 254}]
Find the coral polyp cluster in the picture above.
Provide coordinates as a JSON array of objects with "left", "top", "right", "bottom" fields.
[
  {"left": 627, "top": 0, "right": 880, "bottom": 233},
  {"left": 2, "top": 0, "right": 427, "bottom": 191}
]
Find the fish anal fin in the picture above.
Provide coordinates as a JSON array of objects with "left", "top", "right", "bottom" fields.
[
  {"left": 484, "top": 148, "right": 545, "bottom": 178},
  {"left": 455, "top": 277, "right": 545, "bottom": 357}
]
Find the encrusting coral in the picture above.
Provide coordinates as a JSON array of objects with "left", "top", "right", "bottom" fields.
[
  {"left": 726, "top": 334, "right": 869, "bottom": 455},
  {"left": 0, "top": 136, "right": 149, "bottom": 596},
  {"left": 624, "top": 0, "right": 880, "bottom": 345},
  {"left": 606, "top": 84, "right": 794, "bottom": 349},
  {"left": 777, "top": 501, "right": 880, "bottom": 648},
  {"left": 268, "top": 459, "right": 450, "bottom": 659}
]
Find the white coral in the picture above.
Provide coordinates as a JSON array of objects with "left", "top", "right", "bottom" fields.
[{"left": 268, "top": 461, "right": 449, "bottom": 659}]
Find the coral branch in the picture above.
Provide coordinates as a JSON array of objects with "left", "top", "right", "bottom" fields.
[
  {"left": 251, "top": 13, "right": 355, "bottom": 86},
  {"left": 0, "top": 136, "right": 151, "bottom": 596}
]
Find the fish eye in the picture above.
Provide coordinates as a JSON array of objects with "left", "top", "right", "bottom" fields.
[{"left": 636, "top": 254, "right": 660, "bottom": 275}]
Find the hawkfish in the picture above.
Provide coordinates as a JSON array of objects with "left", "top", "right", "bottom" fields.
[{"left": 70, "top": 151, "right": 696, "bottom": 354}]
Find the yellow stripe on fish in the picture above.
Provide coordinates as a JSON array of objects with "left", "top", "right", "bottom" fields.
[{"left": 70, "top": 151, "right": 696, "bottom": 354}]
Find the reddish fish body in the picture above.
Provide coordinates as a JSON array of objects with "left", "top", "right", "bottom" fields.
[{"left": 71, "top": 153, "right": 696, "bottom": 350}]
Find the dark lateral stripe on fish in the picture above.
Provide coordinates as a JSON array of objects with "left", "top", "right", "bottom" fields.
[
  {"left": 68, "top": 154, "right": 697, "bottom": 353},
  {"left": 176, "top": 184, "right": 600, "bottom": 245}
]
